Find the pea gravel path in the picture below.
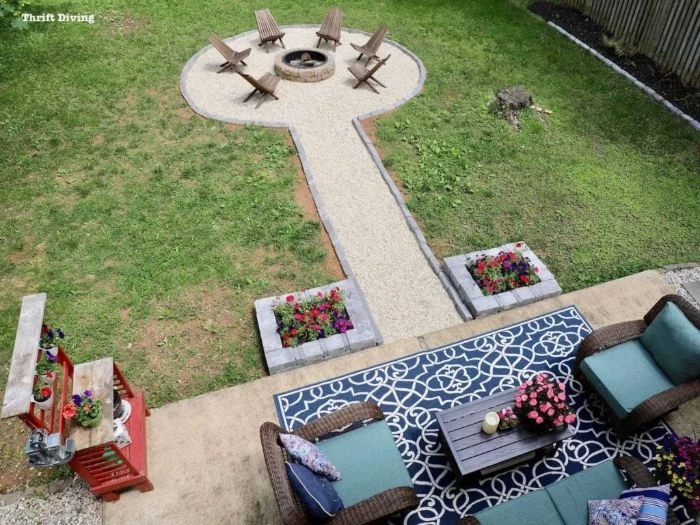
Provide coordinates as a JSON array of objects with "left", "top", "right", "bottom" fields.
[{"left": 180, "top": 26, "right": 462, "bottom": 342}]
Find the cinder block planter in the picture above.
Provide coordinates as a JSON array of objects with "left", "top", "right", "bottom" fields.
[
  {"left": 444, "top": 241, "right": 562, "bottom": 318},
  {"left": 254, "top": 279, "right": 379, "bottom": 374}
]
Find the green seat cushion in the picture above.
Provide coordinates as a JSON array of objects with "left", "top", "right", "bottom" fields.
[
  {"left": 639, "top": 302, "right": 700, "bottom": 385},
  {"left": 475, "top": 487, "right": 565, "bottom": 525},
  {"left": 580, "top": 339, "right": 674, "bottom": 420},
  {"left": 546, "top": 460, "right": 628, "bottom": 525},
  {"left": 315, "top": 420, "right": 412, "bottom": 507}
]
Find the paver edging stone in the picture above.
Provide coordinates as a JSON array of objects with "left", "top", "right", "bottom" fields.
[
  {"left": 255, "top": 279, "right": 378, "bottom": 374},
  {"left": 444, "top": 241, "right": 562, "bottom": 317}
]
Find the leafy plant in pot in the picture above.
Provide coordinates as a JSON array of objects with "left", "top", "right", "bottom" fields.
[
  {"left": 39, "top": 324, "right": 65, "bottom": 357},
  {"left": 33, "top": 379, "right": 53, "bottom": 411},
  {"left": 514, "top": 373, "right": 576, "bottom": 432},
  {"left": 35, "top": 350, "right": 58, "bottom": 383},
  {"left": 62, "top": 390, "right": 102, "bottom": 428}
]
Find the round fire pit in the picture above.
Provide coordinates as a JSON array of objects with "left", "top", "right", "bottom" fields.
[{"left": 274, "top": 48, "right": 335, "bottom": 82}]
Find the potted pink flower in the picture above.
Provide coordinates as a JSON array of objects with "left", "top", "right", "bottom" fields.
[{"left": 514, "top": 373, "right": 576, "bottom": 432}]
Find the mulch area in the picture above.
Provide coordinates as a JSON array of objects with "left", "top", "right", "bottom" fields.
[{"left": 528, "top": 1, "right": 700, "bottom": 121}]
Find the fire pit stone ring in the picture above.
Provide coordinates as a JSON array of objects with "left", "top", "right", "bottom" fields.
[{"left": 274, "top": 48, "right": 335, "bottom": 82}]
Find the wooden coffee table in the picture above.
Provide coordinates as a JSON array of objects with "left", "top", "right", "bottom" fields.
[{"left": 436, "top": 388, "right": 574, "bottom": 484}]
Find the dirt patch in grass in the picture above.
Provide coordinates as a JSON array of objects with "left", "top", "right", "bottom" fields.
[
  {"left": 101, "top": 10, "right": 143, "bottom": 35},
  {"left": 5, "top": 237, "right": 45, "bottom": 266}
]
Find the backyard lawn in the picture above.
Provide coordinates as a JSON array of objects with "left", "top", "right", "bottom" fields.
[{"left": 0, "top": 0, "right": 698, "bottom": 492}]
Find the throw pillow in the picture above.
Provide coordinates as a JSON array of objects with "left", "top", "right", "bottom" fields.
[
  {"left": 620, "top": 484, "right": 670, "bottom": 525},
  {"left": 588, "top": 496, "right": 643, "bottom": 525},
  {"left": 286, "top": 462, "right": 344, "bottom": 520},
  {"left": 280, "top": 433, "right": 342, "bottom": 480},
  {"left": 639, "top": 302, "right": 700, "bottom": 385}
]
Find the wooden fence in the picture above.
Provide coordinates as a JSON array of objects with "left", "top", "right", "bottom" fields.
[{"left": 559, "top": 0, "right": 700, "bottom": 87}]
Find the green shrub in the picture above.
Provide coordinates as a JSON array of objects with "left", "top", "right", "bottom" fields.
[{"left": 0, "top": 0, "right": 31, "bottom": 29}]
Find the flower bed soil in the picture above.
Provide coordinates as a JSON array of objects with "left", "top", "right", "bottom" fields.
[{"left": 528, "top": 1, "right": 699, "bottom": 120}]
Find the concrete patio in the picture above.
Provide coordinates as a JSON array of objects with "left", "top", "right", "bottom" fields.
[{"left": 103, "top": 269, "right": 698, "bottom": 525}]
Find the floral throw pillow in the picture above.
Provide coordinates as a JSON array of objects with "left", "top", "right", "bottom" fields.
[
  {"left": 280, "top": 434, "right": 341, "bottom": 481},
  {"left": 588, "top": 496, "right": 644, "bottom": 525}
]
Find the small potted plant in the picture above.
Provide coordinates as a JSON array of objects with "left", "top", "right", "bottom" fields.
[
  {"left": 32, "top": 379, "right": 53, "bottom": 410},
  {"left": 62, "top": 390, "right": 102, "bottom": 428},
  {"left": 35, "top": 350, "right": 58, "bottom": 383},
  {"left": 497, "top": 406, "right": 519, "bottom": 431},
  {"left": 656, "top": 434, "right": 699, "bottom": 513},
  {"left": 39, "top": 324, "right": 65, "bottom": 357},
  {"left": 514, "top": 373, "right": 576, "bottom": 432}
]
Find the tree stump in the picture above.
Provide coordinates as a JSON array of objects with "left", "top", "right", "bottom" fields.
[{"left": 496, "top": 86, "right": 533, "bottom": 130}]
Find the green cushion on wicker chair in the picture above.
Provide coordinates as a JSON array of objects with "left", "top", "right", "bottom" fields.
[
  {"left": 580, "top": 340, "right": 674, "bottom": 420},
  {"left": 316, "top": 420, "right": 413, "bottom": 507},
  {"left": 639, "top": 302, "right": 700, "bottom": 385}
]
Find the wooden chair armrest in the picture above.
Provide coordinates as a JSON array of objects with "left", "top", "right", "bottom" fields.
[
  {"left": 575, "top": 320, "right": 647, "bottom": 372},
  {"left": 295, "top": 401, "right": 384, "bottom": 442},
  {"left": 328, "top": 486, "right": 418, "bottom": 525},
  {"left": 619, "top": 379, "right": 700, "bottom": 437}
]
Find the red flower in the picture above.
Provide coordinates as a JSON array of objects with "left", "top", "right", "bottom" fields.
[
  {"left": 534, "top": 267, "right": 540, "bottom": 273},
  {"left": 62, "top": 403, "right": 76, "bottom": 419},
  {"left": 520, "top": 275, "right": 530, "bottom": 284},
  {"left": 286, "top": 295, "right": 294, "bottom": 303},
  {"left": 290, "top": 328, "right": 298, "bottom": 336},
  {"left": 515, "top": 242, "right": 523, "bottom": 248}
]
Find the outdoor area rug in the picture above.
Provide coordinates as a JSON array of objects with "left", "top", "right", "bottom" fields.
[{"left": 274, "top": 306, "right": 693, "bottom": 524}]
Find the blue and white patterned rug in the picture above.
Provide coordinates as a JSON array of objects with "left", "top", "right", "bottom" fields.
[{"left": 274, "top": 306, "right": 692, "bottom": 524}]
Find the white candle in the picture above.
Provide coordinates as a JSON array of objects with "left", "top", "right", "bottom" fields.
[{"left": 482, "top": 412, "right": 500, "bottom": 434}]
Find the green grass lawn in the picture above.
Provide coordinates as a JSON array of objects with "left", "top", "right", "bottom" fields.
[{"left": 0, "top": 0, "right": 698, "bottom": 490}]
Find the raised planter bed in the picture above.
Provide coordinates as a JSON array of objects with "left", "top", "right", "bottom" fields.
[
  {"left": 255, "top": 279, "right": 379, "bottom": 374},
  {"left": 444, "top": 242, "right": 562, "bottom": 318}
]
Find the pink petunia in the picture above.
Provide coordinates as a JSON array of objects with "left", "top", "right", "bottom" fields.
[
  {"left": 530, "top": 391, "right": 537, "bottom": 398},
  {"left": 528, "top": 411, "right": 538, "bottom": 419},
  {"left": 564, "top": 414, "right": 576, "bottom": 424},
  {"left": 529, "top": 399, "right": 537, "bottom": 406},
  {"left": 558, "top": 392, "right": 566, "bottom": 400},
  {"left": 547, "top": 409, "right": 555, "bottom": 416},
  {"left": 535, "top": 417, "right": 544, "bottom": 424},
  {"left": 521, "top": 394, "right": 528, "bottom": 402}
]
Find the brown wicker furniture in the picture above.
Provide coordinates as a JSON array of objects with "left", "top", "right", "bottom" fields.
[
  {"left": 575, "top": 294, "right": 700, "bottom": 438},
  {"left": 260, "top": 401, "right": 419, "bottom": 525},
  {"left": 208, "top": 33, "right": 251, "bottom": 73},
  {"left": 316, "top": 8, "right": 343, "bottom": 50},
  {"left": 348, "top": 54, "right": 390, "bottom": 94},
  {"left": 255, "top": 9, "right": 285, "bottom": 51},
  {"left": 350, "top": 25, "right": 387, "bottom": 64},
  {"left": 437, "top": 388, "right": 574, "bottom": 485},
  {"left": 459, "top": 455, "right": 681, "bottom": 525},
  {"left": 236, "top": 70, "right": 280, "bottom": 109}
]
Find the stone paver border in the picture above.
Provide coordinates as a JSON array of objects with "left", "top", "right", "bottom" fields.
[
  {"left": 255, "top": 279, "right": 377, "bottom": 374},
  {"left": 444, "top": 241, "right": 562, "bottom": 317}
]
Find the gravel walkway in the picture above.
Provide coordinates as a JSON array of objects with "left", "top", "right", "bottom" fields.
[
  {"left": 0, "top": 478, "right": 101, "bottom": 525},
  {"left": 181, "top": 27, "right": 462, "bottom": 341},
  {"left": 662, "top": 264, "right": 700, "bottom": 308}
]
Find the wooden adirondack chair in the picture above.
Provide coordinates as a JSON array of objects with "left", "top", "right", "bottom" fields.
[
  {"left": 348, "top": 54, "right": 390, "bottom": 93},
  {"left": 316, "top": 8, "right": 343, "bottom": 50},
  {"left": 350, "top": 25, "right": 387, "bottom": 64},
  {"left": 255, "top": 9, "right": 285, "bottom": 51},
  {"left": 236, "top": 70, "right": 280, "bottom": 108},
  {"left": 208, "top": 33, "right": 251, "bottom": 73}
]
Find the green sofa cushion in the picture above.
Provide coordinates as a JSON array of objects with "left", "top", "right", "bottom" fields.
[
  {"left": 580, "top": 339, "right": 674, "bottom": 420},
  {"left": 315, "top": 420, "right": 413, "bottom": 508},
  {"left": 475, "top": 487, "right": 565, "bottom": 525},
  {"left": 639, "top": 302, "right": 700, "bottom": 385},
  {"left": 546, "top": 460, "right": 628, "bottom": 525}
]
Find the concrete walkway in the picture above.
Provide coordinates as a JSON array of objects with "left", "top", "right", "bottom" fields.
[
  {"left": 181, "top": 27, "right": 462, "bottom": 343},
  {"left": 104, "top": 270, "right": 678, "bottom": 525}
]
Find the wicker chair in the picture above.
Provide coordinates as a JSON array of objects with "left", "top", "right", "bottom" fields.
[
  {"left": 260, "top": 401, "right": 419, "bottom": 525},
  {"left": 575, "top": 294, "right": 700, "bottom": 437},
  {"left": 459, "top": 455, "right": 681, "bottom": 525}
]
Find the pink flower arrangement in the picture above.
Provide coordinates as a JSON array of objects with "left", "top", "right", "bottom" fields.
[{"left": 514, "top": 373, "right": 576, "bottom": 430}]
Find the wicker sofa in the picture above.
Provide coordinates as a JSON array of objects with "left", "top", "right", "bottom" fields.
[
  {"left": 260, "top": 401, "right": 418, "bottom": 525},
  {"left": 574, "top": 294, "right": 700, "bottom": 437},
  {"left": 460, "top": 455, "right": 680, "bottom": 525}
]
